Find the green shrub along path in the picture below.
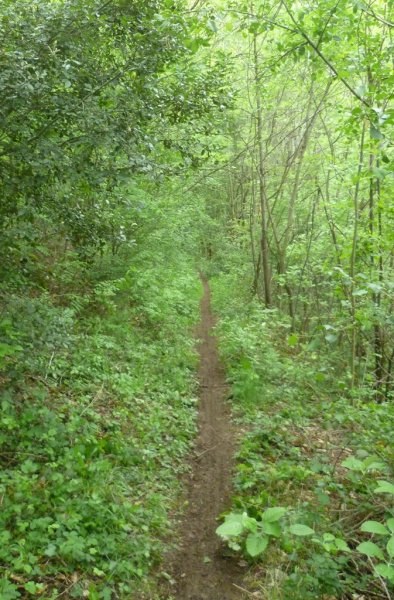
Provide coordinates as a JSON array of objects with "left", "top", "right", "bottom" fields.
[
  {"left": 0, "top": 247, "right": 203, "bottom": 599},
  {"left": 1, "top": 0, "right": 394, "bottom": 599},
  {"left": 210, "top": 272, "right": 394, "bottom": 600}
]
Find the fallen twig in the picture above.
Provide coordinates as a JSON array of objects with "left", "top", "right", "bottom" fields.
[
  {"left": 232, "top": 582, "right": 257, "bottom": 597},
  {"left": 195, "top": 444, "right": 219, "bottom": 459}
]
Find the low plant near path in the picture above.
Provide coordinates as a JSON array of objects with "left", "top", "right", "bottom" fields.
[{"left": 211, "top": 273, "right": 394, "bottom": 600}]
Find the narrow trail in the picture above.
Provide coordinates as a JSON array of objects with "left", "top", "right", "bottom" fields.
[{"left": 165, "top": 276, "right": 244, "bottom": 600}]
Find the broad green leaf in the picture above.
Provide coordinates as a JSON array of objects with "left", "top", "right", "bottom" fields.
[
  {"left": 362, "top": 455, "right": 387, "bottom": 471},
  {"left": 342, "top": 457, "right": 363, "bottom": 471},
  {"left": 335, "top": 538, "right": 351, "bottom": 552},
  {"left": 242, "top": 514, "right": 257, "bottom": 533},
  {"left": 374, "top": 481, "right": 394, "bottom": 495},
  {"left": 246, "top": 533, "right": 269, "bottom": 557},
  {"left": 370, "top": 125, "right": 384, "bottom": 140},
  {"left": 24, "top": 582, "right": 43, "bottom": 594},
  {"left": 216, "top": 520, "right": 243, "bottom": 538},
  {"left": 386, "top": 536, "right": 394, "bottom": 558},
  {"left": 374, "top": 563, "right": 394, "bottom": 582},
  {"left": 260, "top": 521, "right": 281, "bottom": 537},
  {"left": 262, "top": 507, "right": 287, "bottom": 523},
  {"left": 224, "top": 513, "right": 244, "bottom": 523},
  {"left": 386, "top": 518, "right": 394, "bottom": 533},
  {"left": 360, "top": 521, "right": 389, "bottom": 535},
  {"left": 289, "top": 524, "right": 314, "bottom": 536},
  {"left": 366, "top": 282, "right": 383, "bottom": 293},
  {"left": 365, "top": 461, "right": 386, "bottom": 472},
  {"left": 357, "top": 541, "right": 385, "bottom": 560}
]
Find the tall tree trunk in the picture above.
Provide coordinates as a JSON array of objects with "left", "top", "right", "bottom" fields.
[
  {"left": 369, "top": 139, "right": 385, "bottom": 396},
  {"left": 350, "top": 122, "right": 366, "bottom": 387},
  {"left": 253, "top": 34, "right": 271, "bottom": 307}
]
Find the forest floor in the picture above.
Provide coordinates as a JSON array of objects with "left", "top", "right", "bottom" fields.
[{"left": 163, "top": 276, "right": 245, "bottom": 600}]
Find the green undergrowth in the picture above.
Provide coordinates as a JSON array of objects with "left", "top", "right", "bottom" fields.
[
  {"left": 210, "top": 271, "right": 394, "bottom": 600},
  {"left": 0, "top": 252, "right": 201, "bottom": 599}
]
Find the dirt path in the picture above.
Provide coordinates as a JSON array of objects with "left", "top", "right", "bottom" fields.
[{"left": 164, "top": 276, "right": 244, "bottom": 600}]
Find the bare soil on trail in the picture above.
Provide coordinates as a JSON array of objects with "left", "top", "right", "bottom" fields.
[{"left": 163, "top": 276, "right": 245, "bottom": 600}]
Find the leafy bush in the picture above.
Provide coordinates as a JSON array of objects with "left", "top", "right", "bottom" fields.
[
  {"left": 0, "top": 247, "right": 201, "bottom": 598},
  {"left": 211, "top": 271, "right": 394, "bottom": 599}
]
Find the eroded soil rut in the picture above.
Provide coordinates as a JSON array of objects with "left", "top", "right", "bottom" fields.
[{"left": 165, "top": 276, "right": 243, "bottom": 600}]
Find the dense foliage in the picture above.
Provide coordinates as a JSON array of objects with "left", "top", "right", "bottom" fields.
[
  {"left": 204, "top": 1, "right": 394, "bottom": 596},
  {"left": 212, "top": 271, "right": 394, "bottom": 598},
  {"left": 1, "top": 0, "right": 393, "bottom": 598},
  {"left": 0, "top": 0, "right": 226, "bottom": 597},
  {"left": 0, "top": 182, "right": 206, "bottom": 598}
]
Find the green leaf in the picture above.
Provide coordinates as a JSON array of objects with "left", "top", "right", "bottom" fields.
[
  {"left": 248, "top": 20, "right": 260, "bottom": 34},
  {"left": 224, "top": 512, "right": 243, "bottom": 523},
  {"left": 245, "top": 533, "right": 269, "bottom": 557},
  {"left": 287, "top": 334, "right": 298, "bottom": 347},
  {"left": 372, "top": 166, "right": 388, "bottom": 180},
  {"left": 242, "top": 514, "right": 258, "bottom": 532},
  {"left": 0, "top": 580, "right": 20, "bottom": 600},
  {"left": 342, "top": 457, "right": 363, "bottom": 471},
  {"left": 360, "top": 521, "right": 389, "bottom": 535},
  {"left": 365, "top": 461, "right": 386, "bottom": 472},
  {"left": 260, "top": 521, "right": 281, "bottom": 537},
  {"left": 386, "top": 518, "right": 394, "bottom": 533},
  {"left": 314, "top": 372, "right": 326, "bottom": 383},
  {"left": 88, "top": 583, "right": 100, "bottom": 600},
  {"left": 100, "top": 588, "right": 113, "bottom": 600},
  {"left": 44, "top": 544, "right": 57, "bottom": 557},
  {"left": 357, "top": 541, "right": 385, "bottom": 560},
  {"left": 216, "top": 520, "right": 243, "bottom": 538},
  {"left": 366, "top": 283, "right": 383, "bottom": 294},
  {"left": 207, "top": 19, "right": 218, "bottom": 33},
  {"left": 370, "top": 125, "right": 384, "bottom": 140},
  {"left": 262, "top": 507, "right": 287, "bottom": 523},
  {"left": 24, "top": 582, "right": 44, "bottom": 595},
  {"left": 362, "top": 455, "right": 386, "bottom": 471},
  {"left": 374, "top": 481, "right": 394, "bottom": 495},
  {"left": 386, "top": 536, "right": 394, "bottom": 558},
  {"left": 289, "top": 524, "right": 314, "bottom": 536},
  {"left": 0, "top": 342, "right": 23, "bottom": 358},
  {"left": 374, "top": 563, "right": 394, "bottom": 582},
  {"left": 335, "top": 538, "right": 351, "bottom": 552}
]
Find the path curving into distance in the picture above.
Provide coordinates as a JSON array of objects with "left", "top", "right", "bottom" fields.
[{"left": 164, "top": 275, "right": 244, "bottom": 600}]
